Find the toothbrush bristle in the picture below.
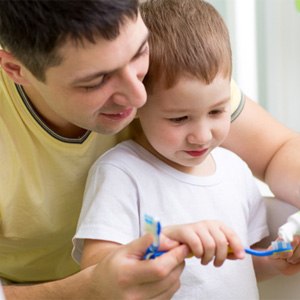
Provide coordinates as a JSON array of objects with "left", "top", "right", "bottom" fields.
[
  {"left": 144, "top": 214, "right": 156, "bottom": 234},
  {"left": 271, "top": 241, "right": 293, "bottom": 252},
  {"left": 144, "top": 214, "right": 161, "bottom": 247},
  {"left": 144, "top": 215, "right": 159, "bottom": 236}
]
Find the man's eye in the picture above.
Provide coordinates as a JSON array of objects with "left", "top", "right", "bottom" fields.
[
  {"left": 134, "top": 44, "right": 149, "bottom": 60},
  {"left": 83, "top": 82, "right": 103, "bottom": 91},
  {"left": 169, "top": 116, "right": 188, "bottom": 123},
  {"left": 81, "top": 74, "right": 110, "bottom": 91}
]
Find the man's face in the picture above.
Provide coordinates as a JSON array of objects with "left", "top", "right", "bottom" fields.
[{"left": 22, "top": 13, "right": 149, "bottom": 137}]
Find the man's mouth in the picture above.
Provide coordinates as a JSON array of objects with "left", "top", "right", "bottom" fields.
[{"left": 101, "top": 108, "right": 134, "bottom": 121}]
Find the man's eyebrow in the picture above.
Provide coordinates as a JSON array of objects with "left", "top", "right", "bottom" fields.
[
  {"left": 132, "top": 32, "right": 149, "bottom": 59},
  {"left": 70, "top": 32, "right": 149, "bottom": 86}
]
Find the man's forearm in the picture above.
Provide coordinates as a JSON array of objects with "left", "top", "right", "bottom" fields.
[
  {"left": 3, "top": 268, "right": 91, "bottom": 300},
  {"left": 224, "top": 96, "right": 300, "bottom": 208},
  {"left": 265, "top": 135, "right": 300, "bottom": 208}
]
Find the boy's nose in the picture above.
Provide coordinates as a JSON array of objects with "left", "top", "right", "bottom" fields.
[{"left": 187, "top": 125, "right": 212, "bottom": 145}]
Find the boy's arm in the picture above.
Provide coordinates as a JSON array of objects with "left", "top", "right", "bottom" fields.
[
  {"left": 80, "top": 239, "right": 121, "bottom": 269},
  {"left": 3, "top": 235, "right": 188, "bottom": 300},
  {"left": 223, "top": 95, "right": 300, "bottom": 208}
]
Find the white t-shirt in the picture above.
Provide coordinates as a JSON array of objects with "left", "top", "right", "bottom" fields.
[
  {"left": 73, "top": 140, "right": 268, "bottom": 300},
  {"left": 0, "top": 283, "right": 5, "bottom": 300}
]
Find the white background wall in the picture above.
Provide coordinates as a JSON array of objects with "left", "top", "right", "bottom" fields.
[
  {"left": 209, "top": 0, "right": 300, "bottom": 132},
  {"left": 256, "top": 0, "right": 300, "bottom": 132}
]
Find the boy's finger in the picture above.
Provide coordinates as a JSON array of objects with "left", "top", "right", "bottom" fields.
[{"left": 221, "top": 226, "right": 245, "bottom": 259}]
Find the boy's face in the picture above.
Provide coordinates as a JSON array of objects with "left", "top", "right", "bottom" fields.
[
  {"left": 137, "top": 75, "right": 231, "bottom": 172},
  {"left": 22, "top": 13, "right": 149, "bottom": 136}
]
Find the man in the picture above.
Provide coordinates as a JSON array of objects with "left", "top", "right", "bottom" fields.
[
  {"left": 0, "top": 1, "right": 187, "bottom": 299},
  {"left": 0, "top": 0, "right": 300, "bottom": 299}
]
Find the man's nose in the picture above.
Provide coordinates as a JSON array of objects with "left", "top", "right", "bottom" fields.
[{"left": 113, "top": 65, "right": 147, "bottom": 108}]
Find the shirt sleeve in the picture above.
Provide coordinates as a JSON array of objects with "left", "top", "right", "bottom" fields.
[
  {"left": 72, "top": 162, "right": 140, "bottom": 263},
  {"left": 230, "top": 79, "right": 246, "bottom": 122}
]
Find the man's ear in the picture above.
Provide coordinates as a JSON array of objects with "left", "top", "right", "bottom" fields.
[{"left": 0, "top": 49, "right": 30, "bottom": 85}]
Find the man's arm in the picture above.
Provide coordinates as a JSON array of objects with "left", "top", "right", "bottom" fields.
[
  {"left": 3, "top": 234, "right": 188, "bottom": 300},
  {"left": 223, "top": 95, "right": 300, "bottom": 208},
  {"left": 3, "top": 268, "right": 92, "bottom": 300}
]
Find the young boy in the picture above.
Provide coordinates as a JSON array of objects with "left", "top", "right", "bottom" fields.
[{"left": 73, "top": 1, "right": 300, "bottom": 299}]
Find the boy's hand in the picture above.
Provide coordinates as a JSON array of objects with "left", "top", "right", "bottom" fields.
[{"left": 163, "top": 220, "right": 245, "bottom": 267}]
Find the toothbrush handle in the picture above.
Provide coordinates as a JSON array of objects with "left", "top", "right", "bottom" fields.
[
  {"left": 229, "top": 247, "right": 276, "bottom": 256},
  {"left": 244, "top": 248, "right": 275, "bottom": 256},
  {"left": 144, "top": 250, "right": 166, "bottom": 260}
]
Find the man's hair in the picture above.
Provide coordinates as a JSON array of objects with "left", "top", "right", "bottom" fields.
[
  {"left": 140, "top": 0, "right": 232, "bottom": 92},
  {"left": 0, "top": 0, "right": 138, "bottom": 81}
]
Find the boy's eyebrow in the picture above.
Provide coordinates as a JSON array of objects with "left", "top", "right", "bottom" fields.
[
  {"left": 163, "top": 97, "right": 231, "bottom": 113},
  {"left": 212, "top": 97, "right": 231, "bottom": 106},
  {"left": 70, "top": 33, "right": 149, "bottom": 85}
]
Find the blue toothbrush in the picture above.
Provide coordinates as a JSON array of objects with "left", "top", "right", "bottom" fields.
[
  {"left": 244, "top": 241, "right": 292, "bottom": 256},
  {"left": 143, "top": 214, "right": 293, "bottom": 259},
  {"left": 143, "top": 214, "right": 163, "bottom": 259}
]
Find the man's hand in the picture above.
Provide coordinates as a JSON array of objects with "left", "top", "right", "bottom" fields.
[{"left": 88, "top": 234, "right": 189, "bottom": 299}]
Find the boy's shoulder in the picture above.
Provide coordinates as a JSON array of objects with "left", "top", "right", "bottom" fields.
[
  {"left": 92, "top": 140, "right": 147, "bottom": 169},
  {"left": 213, "top": 147, "right": 257, "bottom": 187},
  {"left": 212, "top": 147, "right": 250, "bottom": 172},
  {"left": 213, "top": 146, "right": 245, "bottom": 162}
]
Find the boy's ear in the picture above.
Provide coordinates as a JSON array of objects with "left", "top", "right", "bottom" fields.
[{"left": 0, "top": 49, "right": 30, "bottom": 85}]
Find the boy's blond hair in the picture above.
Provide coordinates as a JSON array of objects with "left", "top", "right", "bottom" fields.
[{"left": 140, "top": 0, "right": 232, "bottom": 92}]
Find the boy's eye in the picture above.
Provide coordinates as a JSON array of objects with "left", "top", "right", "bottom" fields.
[
  {"left": 169, "top": 116, "right": 188, "bottom": 123},
  {"left": 209, "top": 109, "right": 223, "bottom": 115}
]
